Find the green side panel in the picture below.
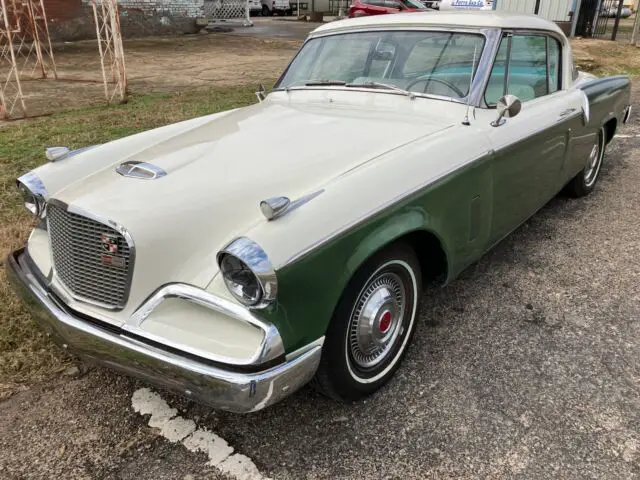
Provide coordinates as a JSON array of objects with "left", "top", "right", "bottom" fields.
[
  {"left": 258, "top": 76, "right": 632, "bottom": 354},
  {"left": 257, "top": 153, "right": 494, "bottom": 353}
]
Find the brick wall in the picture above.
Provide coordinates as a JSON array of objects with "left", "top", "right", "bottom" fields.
[
  {"left": 44, "top": 0, "right": 84, "bottom": 20},
  {"left": 80, "top": 0, "right": 204, "bottom": 18}
]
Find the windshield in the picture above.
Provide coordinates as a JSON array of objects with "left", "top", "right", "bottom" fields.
[{"left": 275, "top": 30, "right": 486, "bottom": 100}]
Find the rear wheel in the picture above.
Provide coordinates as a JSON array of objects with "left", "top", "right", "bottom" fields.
[
  {"left": 261, "top": 5, "right": 272, "bottom": 16},
  {"left": 566, "top": 126, "right": 606, "bottom": 197},
  {"left": 312, "top": 243, "right": 422, "bottom": 402}
]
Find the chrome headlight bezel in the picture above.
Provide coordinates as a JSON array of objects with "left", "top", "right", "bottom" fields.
[
  {"left": 217, "top": 237, "right": 277, "bottom": 309},
  {"left": 16, "top": 172, "right": 48, "bottom": 218}
]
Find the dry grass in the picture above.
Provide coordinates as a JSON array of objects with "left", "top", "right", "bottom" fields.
[
  {"left": 571, "top": 38, "right": 640, "bottom": 76},
  {"left": 0, "top": 86, "right": 259, "bottom": 394}
]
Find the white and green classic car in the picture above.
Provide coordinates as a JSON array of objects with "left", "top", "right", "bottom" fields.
[{"left": 8, "top": 12, "right": 631, "bottom": 412}]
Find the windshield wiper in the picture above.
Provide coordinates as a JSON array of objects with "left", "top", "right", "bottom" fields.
[
  {"left": 346, "top": 81, "right": 415, "bottom": 99},
  {"left": 304, "top": 80, "right": 347, "bottom": 86}
]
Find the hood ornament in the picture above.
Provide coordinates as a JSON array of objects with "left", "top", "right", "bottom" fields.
[
  {"left": 46, "top": 145, "right": 100, "bottom": 162},
  {"left": 260, "top": 196, "right": 291, "bottom": 220},
  {"left": 116, "top": 161, "right": 167, "bottom": 180},
  {"left": 45, "top": 147, "right": 70, "bottom": 162},
  {"left": 260, "top": 190, "right": 324, "bottom": 221}
]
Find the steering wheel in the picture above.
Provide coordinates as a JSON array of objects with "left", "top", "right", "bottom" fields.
[{"left": 405, "top": 77, "right": 465, "bottom": 98}]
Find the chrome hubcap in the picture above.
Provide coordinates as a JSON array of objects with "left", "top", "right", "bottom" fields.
[
  {"left": 348, "top": 272, "right": 406, "bottom": 369},
  {"left": 584, "top": 131, "right": 603, "bottom": 187}
]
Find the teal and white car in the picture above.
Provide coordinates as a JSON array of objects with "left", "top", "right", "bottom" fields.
[{"left": 8, "top": 12, "right": 631, "bottom": 412}]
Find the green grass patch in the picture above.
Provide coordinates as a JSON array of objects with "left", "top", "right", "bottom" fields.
[{"left": 0, "top": 85, "right": 259, "bottom": 393}]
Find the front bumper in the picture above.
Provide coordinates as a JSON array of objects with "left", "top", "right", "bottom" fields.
[{"left": 7, "top": 248, "right": 322, "bottom": 413}]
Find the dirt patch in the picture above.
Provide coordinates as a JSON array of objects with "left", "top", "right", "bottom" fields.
[
  {"left": 14, "top": 33, "right": 300, "bottom": 119},
  {"left": 11, "top": 33, "right": 640, "bottom": 121},
  {"left": 571, "top": 38, "right": 640, "bottom": 76}
]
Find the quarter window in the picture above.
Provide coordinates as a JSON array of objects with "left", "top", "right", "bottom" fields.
[{"left": 485, "top": 34, "right": 562, "bottom": 106}]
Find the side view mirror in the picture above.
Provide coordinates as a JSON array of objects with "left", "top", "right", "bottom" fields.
[{"left": 491, "top": 94, "right": 522, "bottom": 127}]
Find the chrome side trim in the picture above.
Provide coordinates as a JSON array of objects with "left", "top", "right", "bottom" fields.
[
  {"left": 7, "top": 249, "right": 320, "bottom": 413},
  {"left": 217, "top": 237, "right": 278, "bottom": 308},
  {"left": 128, "top": 283, "right": 286, "bottom": 365},
  {"left": 579, "top": 89, "right": 590, "bottom": 126},
  {"left": 281, "top": 149, "right": 493, "bottom": 268},
  {"left": 47, "top": 199, "right": 136, "bottom": 311}
]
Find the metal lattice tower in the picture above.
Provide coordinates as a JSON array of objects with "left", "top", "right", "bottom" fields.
[
  {"left": 91, "top": 0, "right": 127, "bottom": 104},
  {"left": 0, "top": 0, "right": 57, "bottom": 119}
]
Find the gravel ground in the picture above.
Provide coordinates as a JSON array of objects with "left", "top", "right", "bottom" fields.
[{"left": 1, "top": 89, "right": 639, "bottom": 480}]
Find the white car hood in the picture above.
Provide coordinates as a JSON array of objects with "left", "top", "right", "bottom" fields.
[{"left": 41, "top": 96, "right": 454, "bottom": 310}]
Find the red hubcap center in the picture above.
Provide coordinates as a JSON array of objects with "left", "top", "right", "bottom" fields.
[{"left": 379, "top": 310, "right": 392, "bottom": 333}]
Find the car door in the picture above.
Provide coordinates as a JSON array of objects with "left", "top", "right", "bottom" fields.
[{"left": 476, "top": 32, "right": 586, "bottom": 246}]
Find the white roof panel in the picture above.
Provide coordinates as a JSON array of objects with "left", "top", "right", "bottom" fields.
[{"left": 311, "top": 11, "right": 565, "bottom": 36}]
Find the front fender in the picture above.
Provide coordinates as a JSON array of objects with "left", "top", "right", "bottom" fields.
[{"left": 344, "top": 207, "right": 444, "bottom": 283}]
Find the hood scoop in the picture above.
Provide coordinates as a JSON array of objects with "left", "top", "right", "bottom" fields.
[{"left": 116, "top": 161, "right": 167, "bottom": 180}]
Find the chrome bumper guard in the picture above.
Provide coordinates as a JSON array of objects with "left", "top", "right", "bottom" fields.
[{"left": 7, "top": 249, "right": 322, "bottom": 413}]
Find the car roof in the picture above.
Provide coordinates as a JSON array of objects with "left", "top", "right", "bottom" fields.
[{"left": 310, "top": 11, "right": 565, "bottom": 37}]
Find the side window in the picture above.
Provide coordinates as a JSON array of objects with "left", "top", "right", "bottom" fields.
[{"left": 485, "top": 34, "right": 563, "bottom": 106}]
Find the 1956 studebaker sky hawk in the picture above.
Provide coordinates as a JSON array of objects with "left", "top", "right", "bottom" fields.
[{"left": 8, "top": 12, "right": 631, "bottom": 412}]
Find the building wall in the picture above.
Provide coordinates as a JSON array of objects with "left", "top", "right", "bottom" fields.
[
  {"left": 496, "top": 0, "right": 572, "bottom": 21},
  {"left": 79, "top": 0, "right": 204, "bottom": 18},
  {"left": 118, "top": 0, "right": 204, "bottom": 17},
  {"left": 44, "top": 0, "right": 84, "bottom": 20}
]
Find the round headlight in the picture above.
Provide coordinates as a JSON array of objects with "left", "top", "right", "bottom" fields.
[
  {"left": 220, "top": 253, "right": 263, "bottom": 306},
  {"left": 18, "top": 182, "right": 44, "bottom": 216},
  {"left": 217, "top": 237, "right": 277, "bottom": 308}
]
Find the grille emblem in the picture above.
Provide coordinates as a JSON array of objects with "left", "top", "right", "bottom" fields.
[
  {"left": 101, "top": 233, "right": 119, "bottom": 254},
  {"left": 101, "top": 233, "right": 125, "bottom": 267}
]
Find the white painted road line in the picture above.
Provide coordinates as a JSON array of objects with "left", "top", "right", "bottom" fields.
[{"left": 132, "top": 388, "right": 267, "bottom": 480}]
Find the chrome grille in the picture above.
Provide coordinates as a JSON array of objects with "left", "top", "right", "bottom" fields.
[{"left": 47, "top": 203, "right": 133, "bottom": 309}]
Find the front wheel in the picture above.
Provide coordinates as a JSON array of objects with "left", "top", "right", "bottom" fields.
[
  {"left": 566, "top": 126, "right": 606, "bottom": 197},
  {"left": 312, "top": 244, "right": 422, "bottom": 402}
]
